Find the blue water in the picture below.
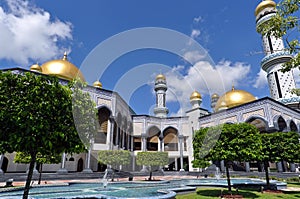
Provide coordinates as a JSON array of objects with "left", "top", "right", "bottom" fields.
[{"left": 0, "top": 178, "right": 286, "bottom": 199}]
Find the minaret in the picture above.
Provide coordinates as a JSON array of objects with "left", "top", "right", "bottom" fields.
[
  {"left": 153, "top": 74, "right": 169, "bottom": 118},
  {"left": 255, "top": 0, "right": 299, "bottom": 107},
  {"left": 211, "top": 93, "right": 219, "bottom": 112},
  {"left": 190, "top": 91, "right": 202, "bottom": 109}
]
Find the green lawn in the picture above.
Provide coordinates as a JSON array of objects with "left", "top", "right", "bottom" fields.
[{"left": 176, "top": 188, "right": 300, "bottom": 199}]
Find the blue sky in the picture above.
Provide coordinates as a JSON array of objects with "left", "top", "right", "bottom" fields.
[{"left": 0, "top": 0, "right": 295, "bottom": 116}]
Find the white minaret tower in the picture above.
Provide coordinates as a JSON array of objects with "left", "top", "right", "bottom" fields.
[
  {"left": 255, "top": 0, "right": 299, "bottom": 108},
  {"left": 153, "top": 74, "right": 169, "bottom": 118}
]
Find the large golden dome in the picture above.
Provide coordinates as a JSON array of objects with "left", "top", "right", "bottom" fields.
[
  {"left": 255, "top": 0, "right": 276, "bottom": 16},
  {"left": 40, "top": 52, "right": 85, "bottom": 82},
  {"left": 190, "top": 91, "right": 202, "bottom": 100},
  {"left": 215, "top": 86, "right": 256, "bottom": 112}
]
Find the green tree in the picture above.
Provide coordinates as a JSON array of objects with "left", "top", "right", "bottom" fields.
[
  {"left": 136, "top": 151, "right": 168, "bottom": 181},
  {"left": 257, "top": 0, "right": 300, "bottom": 72},
  {"left": 261, "top": 131, "right": 300, "bottom": 189},
  {"left": 193, "top": 123, "right": 262, "bottom": 193},
  {"left": 0, "top": 71, "right": 96, "bottom": 199},
  {"left": 98, "top": 150, "right": 131, "bottom": 169},
  {"left": 192, "top": 127, "right": 212, "bottom": 174},
  {"left": 14, "top": 152, "right": 61, "bottom": 184}
]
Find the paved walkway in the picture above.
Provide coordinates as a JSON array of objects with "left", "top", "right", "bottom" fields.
[{"left": 0, "top": 174, "right": 197, "bottom": 187}]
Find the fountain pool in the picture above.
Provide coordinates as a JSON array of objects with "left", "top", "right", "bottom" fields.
[{"left": 0, "top": 178, "right": 287, "bottom": 199}]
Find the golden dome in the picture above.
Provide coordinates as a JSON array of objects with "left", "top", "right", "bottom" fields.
[
  {"left": 30, "top": 63, "right": 42, "bottom": 73},
  {"left": 190, "top": 91, "right": 202, "bottom": 100},
  {"left": 215, "top": 86, "right": 256, "bottom": 111},
  {"left": 93, "top": 80, "right": 102, "bottom": 88},
  {"left": 211, "top": 93, "right": 219, "bottom": 99},
  {"left": 40, "top": 52, "right": 85, "bottom": 82},
  {"left": 255, "top": 0, "right": 276, "bottom": 16},
  {"left": 156, "top": 74, "right": 166, "bottom": 81}
]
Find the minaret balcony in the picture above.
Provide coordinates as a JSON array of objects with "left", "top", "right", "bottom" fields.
[{"left": 261, "top": 51, "right": 292, "bottom": 72}]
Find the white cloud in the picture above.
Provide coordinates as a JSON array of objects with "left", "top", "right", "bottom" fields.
[
  {"left": 183, "top": 50, "right": 207, "bottom": 64},
  {"left": 292, "top": 68, "right": 300, "bottom": 88},
  {"left": 163, "top": 59, "right": 251, "bottom": 116},
  {"left": 0, "top": 0, "right": 72, "bottom": 65},
  {"left": 193, "top": 16, "right": 203, "bottom": 23},
  {"left": 254, "top": 69, "right": 268, "bottom": 88},
  {"left": 191, "top": 29, "right": 201, "bottom": 39}
]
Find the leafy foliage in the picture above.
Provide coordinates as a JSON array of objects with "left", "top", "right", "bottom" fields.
[
  {"left": 261, "top": 131, "right": 300, "bottom": 163},
  {"left": 193, "top": 123, "right": 262, "bottom": 192},
  {"left": 136, "top": 151, "right": 168, "bottom": 167},
  {"left": 261, "top": 131, "right": 300, "bottom": 188},
  {"left": 0, "top": 71, "right": 95, "bottom": 198},
  {"left": 136, "top": 151, "right": 168, "bottom": 181},
  {"left": 98, "top": 150, "right": 131, "bottom": 168},
  {"left": 194, "top": 123, "right": 262, "bottom": 162},
  {"left": 257, "top": 0, "right": 300, "bottom": 72},
  {"left": 14, "top": 152, "right": 61, "bottom": 164}
]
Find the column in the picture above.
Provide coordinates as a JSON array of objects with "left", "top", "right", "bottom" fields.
[
  {"left": 108, "top": 118, "right": 114, "bottom": 150},
  {"left": 140, "top": 134, "right": 147, "bottom": 172},
  {"left": 158, "top": 138, "right": 161, "bottom": 151},
  {"left": 57, "top": 152, "right": 68, "bottom": 174},
  {"left": 290, "top": 163, "right": 296, "bottom": 172},
  {"left": 175, "top": 158, "right": 178, "bottom": 171},
  {"left": 245, "top": 162, "right": 250, "bottom": 172},
  {"left": 178, "top": 135, "right": 184, "bottom": 172},
  {"left": 116, "top": 128, "right": 120, "bottom": 148},
  {"left": 122, "top": 130, "right": 126, "bottom": 149},
  {"left": 82, "top": 147, "right": 93, "bottom": 173},
  {"left": 220, "top": 160, "right": 225, "bottom": 172},
  {"left": 0, "top": 155, "right": 4, "bottom": 174},
  {"left": 276, "top": 162, "right": 283, "bottom": 172},
  {"left": 130, "top": 136, "right": 134, "bottom": 151}
]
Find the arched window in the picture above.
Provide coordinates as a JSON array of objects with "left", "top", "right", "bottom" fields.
[{"left": 163, "top": 127, "right": 178, "bottom": 151}]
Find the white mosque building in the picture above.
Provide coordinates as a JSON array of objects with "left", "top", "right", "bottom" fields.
[{"left": 1, "top": 0, "right": 300, "bottom": 173}]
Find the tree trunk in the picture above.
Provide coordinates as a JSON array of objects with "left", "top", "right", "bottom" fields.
[
  {"left": 38, "top": 164, "right": 43, "bottom": 185},
  {"left": 149, "top": 170, "right": 152, "bottom": 181},
  {"left": 23, "top": 152, "right": 37, "bottom": 199},
  {"left": 264, "top": 161, "right": 270, "bottom": 190},
  {"left": 225, "top": 161, "right": 232, "bottom": 194}
]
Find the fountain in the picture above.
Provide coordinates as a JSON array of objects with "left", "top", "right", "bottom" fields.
[
  {"left": 102, "top": 168, "right": 108, "bottom": 188},
  {"left": 0, "top": 178, "right": 286, "bottom": 198},
  {"left": 215, "top": 167, "right": 221, "bottom": 181}
]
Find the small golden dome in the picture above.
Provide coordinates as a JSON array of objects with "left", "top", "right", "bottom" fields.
[
  {"left": 211, "top": 93, "right": 219, "bottom": 99},
  {"left": 30, "top": 63, "right": 42, "bottom": 72},
  {"left": 40, "top": 52, "right": 85, "bottom": 82},
  {"left": 255, "top": 0, "right": 276, "bottom": 16},
  {"left": 156, "top": 74, "right": 166, "bottom": 81},
  {"left": 190, "top": 91, "right": 202, "bottom": 100},
  {"left": 93, "top": 80, "right": 102, "bottom": 88},
  {"left": 215, "top": 86, "right": 256, "bottom": 112}
]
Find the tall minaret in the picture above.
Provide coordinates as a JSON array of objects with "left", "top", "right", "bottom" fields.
[
  {"left": 255, "top": 0, "right": 298, "bottom": 107},
  {"left": 153, "top": 74, "right": 169, "bottom": 118}
]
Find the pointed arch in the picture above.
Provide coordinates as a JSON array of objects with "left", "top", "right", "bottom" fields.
[
  {"left": 163, "top": 126, "right": 178, "bottom": 151},
  {"left": 273, "top": 115, "right": 287, "bottom": 132},
  {"left": 290, "top": 120, "right": 298, "bottom": 132},
  {"left": 96, "top": 106, "right": 112, "bottom": 144},
  {"left": 245, "top": 116, "right": 268, "bottom": 132},
  {"left": 146, "top": 126, "right": 161, "bottom": 151},
  {"left": 77, "top": 158, "right": 84, "bottom": 172}
]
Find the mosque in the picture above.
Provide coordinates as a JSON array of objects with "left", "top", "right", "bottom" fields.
[{"left": 1, "top": 0, "right": 300, "bottom": 173}]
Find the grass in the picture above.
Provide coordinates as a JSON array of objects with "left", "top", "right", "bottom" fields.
[
  {"left": 288, "top": 182, "right": 300, "bottom": 188},
  {"left": 176, "top": 188, "right": 300, "bottom": 199}
]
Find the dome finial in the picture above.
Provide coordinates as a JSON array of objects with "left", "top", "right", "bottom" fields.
[
  {"left": 232, "top": 82, "right": 235, "bottom": 91},
  {"left": 63, "top": 51, "right": 68, "bottom": 61}
]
